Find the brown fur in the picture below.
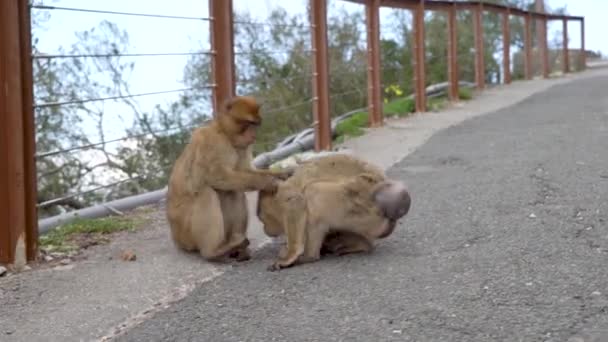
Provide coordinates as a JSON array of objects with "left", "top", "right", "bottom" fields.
[
  {"left": 166, "top": 95, "right": 290, "bottom": 262},
  {"left": 257, "top": 154, "right": 411, "bottom": 271}
]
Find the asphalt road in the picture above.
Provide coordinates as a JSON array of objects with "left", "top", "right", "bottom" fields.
[{"left": 118, "top": 76, "right": 608, "bottom": 342}]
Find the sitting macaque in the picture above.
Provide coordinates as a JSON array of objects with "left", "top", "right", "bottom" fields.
[
  {"left": 166, "top": 95, "right": 291, "bottom": 262},
  {"left": 257, "top": 154, "right": 411, "bottom": 271}
]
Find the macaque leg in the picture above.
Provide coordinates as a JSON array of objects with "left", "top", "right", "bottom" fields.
[
  {"left": 268, "top": 194, "right": 307, "bottom": 271},
  {"left": 219, "top": 191, "right": 251, "bottom": 262},
  {"left": 332, "top": 232, "right": 374, "bottom": 256},
  {"left": 192, "top": 189, "right": 246, "bottom": 261},
  {"left": 297, "top": 221, "right": 328, "bottom": 264}
]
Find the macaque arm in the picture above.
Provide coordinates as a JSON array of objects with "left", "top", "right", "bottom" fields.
[
  {"left": 204, "top": 164, "right": 273, "bottom": 192},
  {"left": 243, "top": 148, "right": 294, "bottom": 180},
  {"left": 187, "top": 139, "right": 273, "bottom": 193}
]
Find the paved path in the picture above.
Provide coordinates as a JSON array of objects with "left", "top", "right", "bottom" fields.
[{"left": 118, "top": 74, "right": 608, "bottom": 341}]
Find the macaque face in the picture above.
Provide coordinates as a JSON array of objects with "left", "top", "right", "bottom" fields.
[{"left": 234, "top": 121, "right": 260, "bottom": 147}]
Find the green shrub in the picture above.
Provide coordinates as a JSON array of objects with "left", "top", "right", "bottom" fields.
[{"left": 459, "top": 87, "right": 473, "bottom": 100}]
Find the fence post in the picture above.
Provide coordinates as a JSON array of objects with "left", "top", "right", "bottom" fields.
[
  {"left": 524, "top": 13, "right": 532, "bottom": 79},
  {"left": 580, "top": 18, "right": 585, "bottom": 70},
  {"left": 540, "top": 15, "right": 549, "bottom": 78},
  {"left": 473, "top": 2, "right": 485, "bottom": 90},
  {"left": 562, "top": 18, "right": 569, "bottom": 73},
  {"left": 0, "top": 0, "right": 38, "bottom": 267},
  {"left": 209, "top": 0, "right": 235, "bottom": 114},
  {"left": 365, "top": 0, "right": 383, "bottom": 127},
  {"left": 447, "top": 2, "right": 458, "bottom": 102},
  {"left": 413, "top": 0, "right": 426, "bottom": 112},
  {"left": 310, "top": 0, "right": 332, "bottom": 151},
  {"left": 502, "top": 8, "right": 511, "bottom": 84}
]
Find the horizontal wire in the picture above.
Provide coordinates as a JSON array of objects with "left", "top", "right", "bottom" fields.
[
  {"left": 37, "top": 165, "right": 170, "bottom": 208},
  {"left": 32, "top": 51, "right": 212, "bottom": 59},
  {"left": 329, "top": 88, "right": 365, "bottom": 99},
  {"left": 234, "top": 49, "right": 312, "bottom": 56},
  {"left": 233, "top": 20, "right": 310, "bottom": 30},
  {"left": 30, "top": 5, "right": 210, "bottom": 21},
  {"left": 264, "top": 99, "right": 313, "bottom": 114},
  {"left": 236, "top": 73, "right": 312, "bottom": 85},
  {"left": 37, "top": 178, "right": 140, "bottom": 208},
  {"left": 34, "top": 86, "right": 213, "bottom": 108},
  {"left": 36, "top": 118, "right": 213, "bottom": 159}
]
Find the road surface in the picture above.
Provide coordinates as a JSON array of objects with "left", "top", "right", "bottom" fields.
[{"left": 118, "top": 75, "right": 608, "bottom": 342}]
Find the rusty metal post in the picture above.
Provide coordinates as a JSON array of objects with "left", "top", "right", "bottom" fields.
[
  {"left": 502, "top": 8, "right": 511, "bottom": 84},
  {"left": 413, "top": 0, "right": 426, "bottom": 112},
  {"left": 447, "top": 2, "right": 458, "bottom": 102},
  {"left": 562, "top": 18, "right": 569, "bottom": 73},
  {"left": 524, "top": 13, "right": 532, "bottom": 79},
  {"left": 0, "top": 0, "right": 38, "bottom": 267},
  {"left": 540, "top": 16, "right": 549, "bottom": 78},
  {"left": 19, "top": 0, "right": 38, "bottom": 262},
  {"left": 580, "top": 18, "right": 586, "bottom": 70},
  {"left": 310, "top": 0, "right": 332, "bottom": 151},
  {"left": 473, "top": 3, "right": 485, "bottom": 90},
  {"left": 365, "top": 0, "right": 383, "bottom": 127},
  {"left": 209, "top": 0, "right": 235, "bottom": 114}
]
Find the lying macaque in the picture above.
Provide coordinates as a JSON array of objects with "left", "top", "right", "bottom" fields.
[{"left": 257, "top": 154, "right": 411, "bottom": 271}]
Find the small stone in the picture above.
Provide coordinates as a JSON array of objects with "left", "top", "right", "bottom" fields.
[
  {"left": 121, "top": 250, "right": 137, "bottom": 262},
  {"left": 0, "top": 266, "right": 6, "bottom": 277},
  {"left": 60, "top": 259, "right": 71, "bottom": 265},
  {"left": 586, "top": 226, "right": 593, "bottom": 231},
  {"left": 392, "top": 329, "right": 403, "bottom": 334},
  {"left": 525, "top": 282, "right": 533, "bottom": 286},
  {"left": 22, "top": 265, "right": 31, "bottom": 271},
  {"left": 529, "top": 213, "right": 537, "bottom": 218},
  {"left": 50, "top": 252, "right": 65, "bottom": 258},
  {"left": 53, "top": 264, "right": 75, "bottom": 271},
  {"left": 591, "top": 291, "right": 601, "bottom": 296},
  {"left": 43, "top": 255, "right": 54, "bottom": 262}
]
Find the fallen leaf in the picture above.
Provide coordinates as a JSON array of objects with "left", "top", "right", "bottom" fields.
[{"left": 121, "top": 250, "right": 137, "bottom": 262}]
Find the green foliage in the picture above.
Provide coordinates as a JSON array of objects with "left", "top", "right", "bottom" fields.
[
  {"left": 384, "top": 97, "right": 416, "bottom": 117},
  {"left": 336, "top": 112, "right": 368, "bottom": 139},
  {"left": 40, "top": 216, "right": 137, "bottom": 252},
  {"left": 459, "top": 87, "right": 473, "bottom": 100}
]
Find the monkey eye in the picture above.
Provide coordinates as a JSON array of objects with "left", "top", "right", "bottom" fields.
[{"left": 237, "top": 118, "right": 261, "bottom": 127}]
